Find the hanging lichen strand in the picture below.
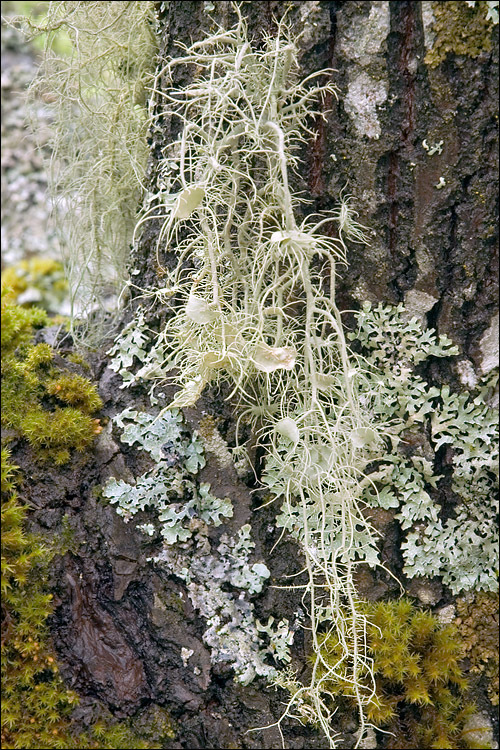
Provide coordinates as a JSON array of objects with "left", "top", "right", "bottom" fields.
[
  {"left": 27, "top": 1, "right": 157, "bottom": 343},
  {"left": 129, "top": 9, "right": 387, "bottom": 747}
]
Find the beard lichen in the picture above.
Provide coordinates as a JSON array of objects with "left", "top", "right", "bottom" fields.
[
  {"left": 98, "top": 3, "right": 499, "bottom": 745},
  {"left": 23, "top": 1, "right": 158, "bottom": 344}
]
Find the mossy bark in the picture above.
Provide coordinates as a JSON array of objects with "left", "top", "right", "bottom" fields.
[{"left": 7, "top": 2, "right": 498, "bottom": 749}]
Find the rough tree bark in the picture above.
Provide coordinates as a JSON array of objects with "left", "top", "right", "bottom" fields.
[{"left": 15, "top": 2, "right": 498, "bottom": 749}]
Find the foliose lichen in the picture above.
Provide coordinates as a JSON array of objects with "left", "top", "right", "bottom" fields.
[
  {"left": 101, "top": 8, "right": 498, "bottom": 745},
  {"left": 351, "top": 302, "right": 499, "bottom": 595},
  {"left": 103, "top": 402, "right": 292, "bottom": 685}
]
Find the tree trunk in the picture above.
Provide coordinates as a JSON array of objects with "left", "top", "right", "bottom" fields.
[{"left": 11, "top": 3, "right": 498, "bottom": 749}]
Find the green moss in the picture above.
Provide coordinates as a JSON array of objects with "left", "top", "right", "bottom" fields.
[
  {"left": 1, "top": 275, "right": 167, "bottom": 747},
  {"left": 316, "top": 599, "right": 485, "bottom": 749},
  {"left": 1, "top": 447, "right": 79, "bottom": 749},
  {"left": 130, "top": 704, "right": 176, "bottom": 745},
  {"left": 1, "top": 296, "right": 102, "bottom": 464},
  {"left": 1, "top": 295, "right": 48, "bottom": 352},
  {"left": 425, "top": 2, "right": 495, "bottom": 68},
  {"left": 1, "top": 257, "right": 68, "bottom": 313},
  {"left": 20, "top": 406, "right": 99, "bottom": 451},
  {"left": 46, "top": 372, "right": 103, "bottom": 412},
  {"left": 1, "top": 449, "right": 164, "bottom": 749}
]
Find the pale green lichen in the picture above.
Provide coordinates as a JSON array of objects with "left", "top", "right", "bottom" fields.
[
  {"left": 100, "top": 9, "right": 500, "bottom": 745},
  {"left": 105, "top": 7, "right": 396, "bottom": 741},
  {"left": 103, "top": 403, "right": 292, "bottom": 685},
  {"left": 113, "top": 408, "right": 205, "bottom": 471},
  {"left": 351, "top": 302, "right": 499, "bottom": 595},
  {"left": 41, "top": 3, "right": 498, "bottom": 746},
  {"left": 102, "top": 408, "right": 224, "bottom": 542},
  {"left": 25, "top": 1, "right": 158, "bottom": 342},
  {"left": 154, "top": 524, "right": 293, "bottom": 686}
]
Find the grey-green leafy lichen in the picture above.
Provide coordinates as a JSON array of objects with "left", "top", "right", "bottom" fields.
[
  {"left": 154, "top": 525, "right": 294, "bottom": 686},
  {"left": 102, "top": 403, "right": 293, "bottom": 686},
  {"left": 103, "top": 408, "right": 226, "bottom": 541},
  {"left": 351, "top": 302, "right": 499, "bottom": 594}
]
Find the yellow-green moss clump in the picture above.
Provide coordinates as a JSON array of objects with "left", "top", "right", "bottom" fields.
[
  {"left": 1, "top": 448, "right": 159, "bottom": 749},
  {"left": 1, "top": 295, "right": 102, "bottom": 464},
  {"left": 2, "top": 447, "right": 78, "bottom": 749},
  {"left": 1, "top": 257, "right": 68, "bottom": 313},
  {"left": 456, "top": 593, "right": 499, "bottom": 707},
  {"left": 317, "top": 599, "right": 487, "bottom": 749},
  {"left": 425, "top": 2, "right": 496, "bottom": 68}
]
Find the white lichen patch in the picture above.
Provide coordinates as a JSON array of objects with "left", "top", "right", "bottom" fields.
[
  {"left": 339, "top": 1, "right": 390, "bottom": 66},
  {"left": 337, "top": 1, "right": 389, "bottom": 140},
  {"left": 421, "top": 1, "right": 437, "bottom": 50},
  {"left": 298, "top": 0, "right": 330, "bottom": 53},
  {"left": 479, "top": 313, "right": 499, "bottom": 374},
  {"left": 404, "top": 289, "right": 439, "bottom": 320},
  {"left": 436, "top": 604, "right": 456, "bottom": 624},
  {"left": 456, "top": 359, "right": 478, "bottom": 389},
  {"left": 461, "top": 713, "right": 494, "bottom": 750},
  {"left": 344, "top": 72, "right": 388, "bottom": 139},
  {"left": 155, "top": 525, "right": 291, "bottom": 686},
  {"left": 415, "top": 246, "right": 438, "bottom": 281},
  {"left": 181, "top": 647, "right": 194, "bottom": 666}
]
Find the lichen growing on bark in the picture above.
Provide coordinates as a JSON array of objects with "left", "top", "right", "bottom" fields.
[{"left": 425, "top": 1, "right": 496, "bottom": 68}]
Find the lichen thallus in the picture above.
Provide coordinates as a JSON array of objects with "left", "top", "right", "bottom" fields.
[{"left": 127, "top": 8, "right": 388, "bottom": 748}]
